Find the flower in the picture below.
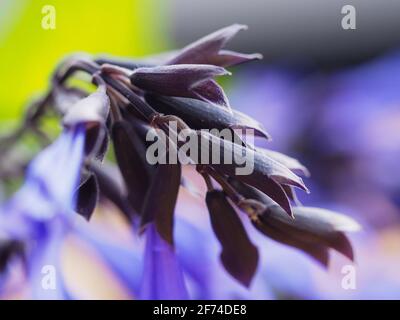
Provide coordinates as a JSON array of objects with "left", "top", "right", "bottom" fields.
[
  {"left": 0, "top": 88, "right": 142, "bottom": 299},
  {"left": 0, "top": 25, "right": 361, "bottom": 299},
  {"left": 0, "top": 125, "right": 85, "bottom": 299},
  {"left": 140, "top": 223, "right": 188, "bottom": 299}
]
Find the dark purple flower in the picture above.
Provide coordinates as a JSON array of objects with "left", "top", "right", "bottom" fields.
[
  {"left": 0, "top": 87, "right": 142, "bottom": 299},
  {"left": 0, "top": 25, "right": 363, "bottom": 300},
  {"left": 167, "top": 24, "right": 262, "bottom": 67}
]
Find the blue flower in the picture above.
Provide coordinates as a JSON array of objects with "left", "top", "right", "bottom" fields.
[
  {"left": 139, "top": 223, "right": 189, "bottom": 299},
  {"left": 0, "top": 126, "right": 85, "bottom": 298},
  {"left": 0, "top": 125, "right": 141, "bottom": 299}
]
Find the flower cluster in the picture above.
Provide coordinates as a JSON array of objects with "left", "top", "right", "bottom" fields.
[{"left": 0, "top": 25, "right": 360, "bottom": 299}]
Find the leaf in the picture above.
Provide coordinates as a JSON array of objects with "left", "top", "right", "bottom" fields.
[
  {"left": 253, "top": 220, "right": 330, "bottom": 266},
  {"left": 112, "top": 120, "right": 152, "bottom": 213},
  {"left": 130, "top": 64, "right": 230, "bottom": 107},
  {"left": 255, "top": 200, "right": 360, "bottom": 266},
  {"left": 168, "top": 24, "right": 262, "bottom": 67},
  {"left": 123, "top": 116, "right": 154, "bottom": 148},
  {"left": 292, "top": 206, "right": 361, "bottom": 234},
  {"left": 90, "top": 161, "right": 136, "bottom": 221},
  {"left": 228, "top": 179, "right": 359, "bottom": 265},
  {"left": 84, "top": 126, "right": 109, "bottom": 161},
  {"left": 197, "top": 131, "right": 307, "bottom": 216},
  {"left": 141, "top": 164, "right": 182, "bottom": 245},
  {"left": 75, "top": 173, "right": 99, "bottom": 220},
  {"left": 257, "top": 148, "right": 310, "bottom": 177},
  {"left": 206, "top": 190, "right": 259, "bottom": 287},
  {"left": 0, "top": 235, "right": 24, "bottom": 272},
  {"left": 208, "top": 50, "right": 263, "bottom": 68},
  {"left": 231, "top": 110, "right": 271, "bottom": 140},
  {"left": 228, "top": 176, "right": 292, "bottom": 218},
  {"left": 282, "top": 185, "right": 301, "bottom": 206},
  {"left": 145, "top": 94, "right": 270, "bottom": 139}
]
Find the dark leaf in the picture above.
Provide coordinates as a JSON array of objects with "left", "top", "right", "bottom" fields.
[
  {"left": 101, "top": 74, "right": 158, "bottom": 120},
  {"left": 206, "top": 190, "right": 259, "bottom": 287},
  {"left": 197, "top": 131, "right": 307, "bottom": 216},
  {"left": 76, "top": 173, "right": 99, "bottom": 220},
  {"left": 282, "top": 185, "right": 301, "bottom": 206},
  {"left": 130, "top": 64, "right": 230, "bottom": 107},
  {"left": 84, "top": 126, "right": 109, "bottom": 161},
  {"left": 257, "top": 148, "right": 310, "bottom": 177},
  {"left": 90, "top": 161, "right": 137, "bottom": 221},
  {"left": 141, "top": 164, "right": 182, "bottom": 245},
  {"left": 168, "top": 24, "right": 262, "bottom": 67},
  {"left": 112, "top": 120, "right": 152, "bottom": 213},
  {"left": 254, "top": 198, "right": 360, "bottom": 266},
  {"left": 0, "top": 235, "right": 24, "bottom": 272},
  {"left": 253, "top": 220, "right": 330, "bottom": 266},
  {"left": 145, "top": 95, "right": 270, "bottom": 140},
  {"left": 228, "top": 176, "right": 293, "bottom": 217},
  {"left": 190, "top": 79, "right": 230, "bottom": 108},
  {"left": 122, "top": 114, "right": 154, "bottom": 148},
  {"left": 228, "top": 179, "right": 359, "bottom": 265},
  {"left": 207, "top": 49, "right": 262, "bottom": 68}
]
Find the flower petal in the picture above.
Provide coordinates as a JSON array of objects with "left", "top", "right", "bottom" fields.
[
  {"left": 77, "top": 223, "right": 142, "bottom": 297},
  {"left": 28, "top": 230, "right": 69, "bottom": 300},
  {"left": 24, "top": 126, "right": 85, "bottom": 212},
  {"left": 140, "top": 224, "right": 188, "bottom": 300},
  {"left": 63, "top": 85, "right": 110, "bottom": 128}
]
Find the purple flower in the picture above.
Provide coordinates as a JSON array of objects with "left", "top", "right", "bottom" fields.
[
  {"left": 139, "top": 223, "right": 188, "bottom": 300},
  {"left": 0, "top": 25, "right": 363, "bottom": 300},
  {"left": 0, "top": 126, "right": 85, "bottom": 299},
  {"left": 0, "top": 84, "right": 142, "bottom": 298}
]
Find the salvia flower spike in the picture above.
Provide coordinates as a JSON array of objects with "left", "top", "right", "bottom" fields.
[{"left": 0, "top": 25, "right": 360, "bottom": 299}]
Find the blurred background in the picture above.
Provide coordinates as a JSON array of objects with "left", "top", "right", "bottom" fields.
[{"left": 1, "top": 0, "right": 400, "bottom": 299}]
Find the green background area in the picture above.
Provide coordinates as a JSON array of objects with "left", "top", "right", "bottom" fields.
[{"left": 0, "top": 0, "right": 168, "bottom": 120}]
